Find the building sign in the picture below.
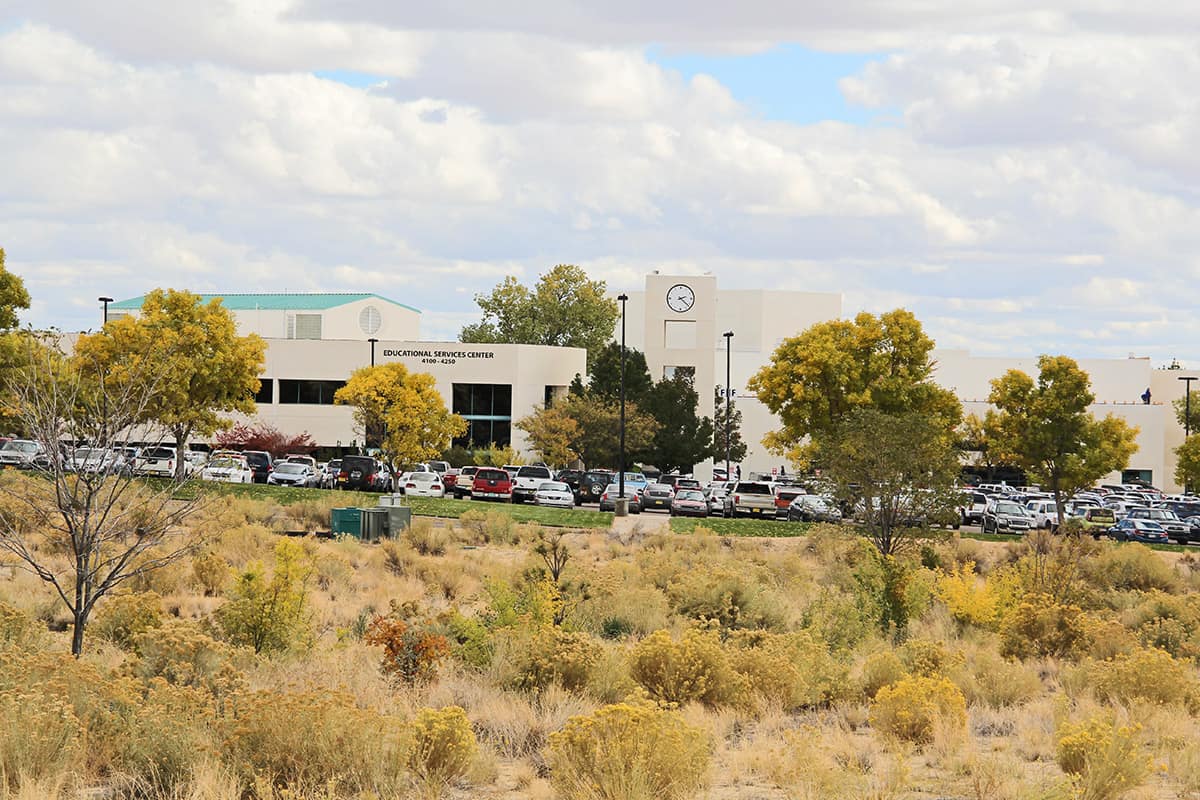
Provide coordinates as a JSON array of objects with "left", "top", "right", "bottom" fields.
[{"left": 382, "top": 348, "right": 497, "bottom": 366}]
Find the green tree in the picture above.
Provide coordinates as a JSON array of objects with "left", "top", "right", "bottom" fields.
[
  {"left": 748, "top": 309, "right": 961, "bottom": 466},
  {"left": 560, "top": 392, "right": 659, "bottom": 469},
  {"left": 334, "top": 363, "right": 467, "bottom": 467},
  {"left": 0, "top": 248, "right": 31, "bottom": 330},
  {"left": 959, "top": 410, "right": 1011, "bottom": 482},
  {"left": 515, "top": 404, "right": 580, "bottom": 467},
  {"left": 73, "top": 290, "right": 265, "bottom": 479},
  {"left": 586, "top": 342, "right": 653, "bottom": 403},
  {"left": 822, "top": 408, "right": 962, "bottom": 556},
  {"left": 460, "top": 264, "right": 619, "bottom": 363},
  {"left": 638, "top": 374, "right": 715, "bottom": 474},
  {"left": 988, "top": 355, "right": 1140, "bottom": 524},
  {"left": 218, "top": 539, "right": 313, "bottom": 654},
  {"left": 713, "top": 387, "right": 748, "bottom": 466},
  {"left": 1174, "top": 436, "right": 1200, "bottom": 492},
  {"left": 1172, "top": 392, "right": 1200, "bottom": 434}
]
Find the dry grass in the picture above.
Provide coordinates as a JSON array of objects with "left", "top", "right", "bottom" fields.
[{"left": 2, "top": 499, "right": 1200, "bottom": 799}]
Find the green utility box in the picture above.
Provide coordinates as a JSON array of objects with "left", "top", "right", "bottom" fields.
[
  {"left": 330, "top": 507, "right": 362, "bottom": 538},
  {"left": 383, "top": 505, "right": 412, "bottom": 536},
  {"left": 360, "top": 508, "right": 389, "bottom": 542}
]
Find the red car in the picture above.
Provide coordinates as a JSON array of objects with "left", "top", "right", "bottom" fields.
[{"left": 471, "top": 468, "right": 513, "bottom": 502}]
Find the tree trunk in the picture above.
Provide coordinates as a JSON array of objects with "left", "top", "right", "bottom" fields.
[
  {"left": 71, "top": 613, "right": 86, "bottom": 656},
  {"left": 1051, "top": 475, "right": 1065, "bottom": 529},
  {"left": 174, "top": 427, "right": 189, "bottom": 481}
]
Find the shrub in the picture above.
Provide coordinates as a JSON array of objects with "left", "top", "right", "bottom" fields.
[
  {"left": 950, "top": 649, "right": 1042, "bottom": 708},
  {"left": 456, "top": 509, "right": 519, "bottom": 546},
  {"left": 217, "top": 538, "right": 313, "bottom": 654},
  {"left": 666, "top": 565, "right": 786, "bottom": 631},
  {"left": 131, "top": 619, "right": 244, "bottom": 700},
  {"left": 728, "top": 630, "right": 848, "bottom": 710},
  {"left": 858, "top": 650, "right": 909, "bottom": 699},
  {"left": 444, "top": 611, "right": 493, "bottom": 668},
  {"left": 869, "top": 675, "right": 967, "bottom": 744},
  {"left": 0, "top": 687, "right": 82, "bottom": 787},
  {"left": 1084, "top": 647, "right": 1199, "bottom": 708},
  {"left": 1056, "top": 713, "right": 1149, "bottom": 800},
  {"left": 547, "top": 698, "right": 710, "bottom": 800},
  {"left": 407, "top": 518, "right": 450, "bottom": 556},
  {"left": 364, "top": 615, "right": 451, "bottom": 684},
  {"left": 123, "top": 680, "right": 218, "bottom": 794},
  {"left": 1126, "top": 590, "right": 1200, "bottom": 660},
  {"left": 628, "top": 629, "right": 746, "bottom": 708},
  {"left": 407, "top": 706, "right": 478, "bottom": 799},
  {"left": 223, "top": 689, "right": 404, "bottom": 794},
  {"left": 999, "top": 594, "right": 1088, "bottom": 660},
  {"left": 935, "top": 562, "right": 1020, "bottom": 629},
  {"left": 1085, "top": 544, "right": 1178, "bottom": 592},
  {"left": 897, "top": 637, "right": 963, "bottom": 677},
  {"left": 0, "top": 601, "right": 43, "bottom": 652},
  {"left": 91, "top": 591, "right": 164, "bottom": 651},
  {"left": 852, "top": 553, "right": 934, "bottom": 636},
  {"left": 508, "top": 627, "right": 602, "bottom": 692},
  {"left": 191, "top": 550, "right": 229, "bottom": 596}
]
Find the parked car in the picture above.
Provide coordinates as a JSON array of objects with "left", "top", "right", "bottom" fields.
[
  {"left": 1108, "top": 518, "right": 1169, "bottom": 544},
  {"left": 958, "top": 492, "right": 990, "bottom": 526},
  {"left": 243, "top": 450, "right": 273, "bottom": 483},
  {"left": 321, "top": 459, "right": 341, "bottom": 489},
  {"left": 670, "top": 488, "right": 709, "bottom": 517},
  {"left": 428, "top": 460, "right": 451, "bottom": 474},
  {"left": 403, "top": 471, "right": 445, "bottom": 497},
  {"left": 472, "top": 468, "right": 513, "bottom": 501},
  {"left": 575, "top": 470, "right": 614, "bottom": 505},
  {"left": 555, "top": 469, "right": 585, "bottom": 495},
  {"left": 135, "top": 447, "right": 182, "bottom": 478},
  {"left": 201, "top": 455, "right": 254, "bottom": 483},
  {"left": 184, "top": 450, "right": 209, "bottom": 471},
  {"left": 534, "top": 481, "right": 575, "bottom": 509},
  {"left": 641, "top": 483, "right": 675, "bottom": 512},
  {"left": 0, "top": 439, "right": 46, "bottom": 469},
  {"left": 1125, "top": 507, "right": 1192, "bottom": 544},
  {"left": 451, "top": 466, "right": 478, "bottom": 499},
  {"left": 675, "top": 478, "right": 702, "bottom": 491},
  {"left": 1025, "top": 499, "right": 1060, "bottom": 529},
  {"left": 981, "top": 500, "right": 1033, "bottom": 534},
  {"left": 1080, "top": 507, "right": 1118, "bottom": 538},
  {"left": 371, "top": 462, "right": 394, "bottom": 492},
  {"left": 512, "top": 465, "right": 554, "bottom": 504},
  {"left": 787, "top": 495, "right": 843, "bottom": 523},
  {"left": 723, "top": 481, "right": 776, "bottom": 518},
  {"left": 599, "top": 483, "right": 641, "bottom": 513},
  {"left": 284, "top": 454, "right": 317, "bottom": 469},
  {"left": 70, "top": 447, "right": 120, "bottom": 475},
  {"left": 774, "top": 486, "right": 806, "bottom": 519},
  {"left": 705, "top": 486, "right": 727, "bottom": 516},
  {"left": 268, "top": 462, "right": 318, "bottom": 487},
  {"left": 338, "top": 455, "right": 380, "bottom": 491}
]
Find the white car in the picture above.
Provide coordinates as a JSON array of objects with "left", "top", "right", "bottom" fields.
[
  {"left": 535, "top": 481, "right": 575, "bottom": 509},
  {"left": 402, "top": 471, "right": 445, "bottom": 497},
  {"left": 201, "top": 455, "right": 254, "bottom": 483},
  {"left": 70, "top": 447, "right": 121, "bottom": 475},
  {"left": 135, "top": 446, "right": 184, "bottom": 478},
  {"left": 268, "top": 462, "right": 318, "bottom": 487}
]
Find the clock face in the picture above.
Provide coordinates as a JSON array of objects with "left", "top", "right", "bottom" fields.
[{"left": 666, "top": 283, "right": 695, "bottom": 313}]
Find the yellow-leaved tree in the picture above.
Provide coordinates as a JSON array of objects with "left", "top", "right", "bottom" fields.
[
  {"left": 74, "top": 290, "right": 265, "bottom": 478},
  {"left": 334, "top": 363, "right": 467, "bottom": 466},
  {"left": 514, "top": 404, "right": 580, "bottom": 467}
]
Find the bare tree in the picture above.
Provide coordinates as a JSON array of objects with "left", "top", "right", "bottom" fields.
[{"left": 0, "top": 332, "right": 203, "bottom": 656}]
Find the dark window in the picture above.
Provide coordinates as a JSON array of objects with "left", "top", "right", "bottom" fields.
[
  {"left": 451, "top": 384, "right": 514, "bottom": 448},
  {"left": 494, "top": 385, "right": 512, "bottom": 416},
  {"left": 254, "top": 379, "right": 274, "bottom": 404},
  {"left": 278, "top": 379, "right": 346, "bottom": 405}
]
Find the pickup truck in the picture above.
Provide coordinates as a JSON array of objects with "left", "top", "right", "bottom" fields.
[
  {"left": 722, "top": 481, "right": 777, "bottom": 518},
  {"left": 512, "top": 465, "right": 553, "bottom": 504}
]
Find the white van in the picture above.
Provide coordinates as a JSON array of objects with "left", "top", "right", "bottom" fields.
[{"left": 1025, "top": 499, "right": 1060, "bottom": 529}]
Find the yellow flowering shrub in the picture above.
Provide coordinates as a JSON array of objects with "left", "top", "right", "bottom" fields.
[
  {"left": 130, "top": 618, "right": 245, "bottom": 700},
  {"left": 406, "top": 706, "right": 477, "bottom": 798},
  {"left": 92, "top": 591, "right": 164, "bottom": 650},
  {"left": 897, "top": 637, "right": 964, "bottom": 677},
  {"left": 0, "top": 687, "right": 82, "bottom": 786},
  {"left": 0, "top": 601, "right": 43, "bottom": 652},
  {"left": 1056, "top": 714, "right": 1149, "bottom": 800},
  {"left": 628, "top": 629, "right": 747, "bottom": 707},
  {"left": 857, "top": 650, "right": 909, "bottom": 699},
  {"left": 1085, "top": 647, "right": 1199, "bottom": 709},
  {"left": 999, "top": 594, "right": 1088, "bottom": 660},
  {"left": 547, "top": 697, "right": 710, "bottom": 800},
  {"left": 936, "top": 562, "right": 1000, "bottom": 628},
  {"left": 727, "top": 630, "right": 848, "bottom": 710},
  {"left": 869, "top": 675, "right": 967, "bottom": 744},
  {"left": 508, "top": 626, "right": 602, "bottom": 692}
]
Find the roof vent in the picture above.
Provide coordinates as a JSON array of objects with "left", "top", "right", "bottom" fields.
[{"left": 359, "top": 305, "right": 382, "bottom": 336}]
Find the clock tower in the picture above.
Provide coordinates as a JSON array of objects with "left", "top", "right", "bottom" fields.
[{"left": 639, "top": 273, "right": 717, "bottom": 400}]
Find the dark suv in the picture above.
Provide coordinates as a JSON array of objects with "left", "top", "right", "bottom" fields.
[
  {"left": 243, "top": 450, "right": 273, "bottom": 483},
  {"left": 339, "top": 455, "right": 379, "bottom": 491},
  {"left": 576, "top": 470, "right": 614, "bottom": 505}
]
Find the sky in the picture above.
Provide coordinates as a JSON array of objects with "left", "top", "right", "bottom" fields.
[{"left": 3, "top": 1, "right": 1200, "bottom": 362}]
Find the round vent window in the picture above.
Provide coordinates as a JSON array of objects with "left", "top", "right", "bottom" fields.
[{"left": 359, "top": 305, "right": 382, "bottom": 336}]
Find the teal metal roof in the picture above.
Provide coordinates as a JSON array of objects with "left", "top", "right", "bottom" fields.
[{"left": 110, "top": 292, "right": 420, "bottom": 313}]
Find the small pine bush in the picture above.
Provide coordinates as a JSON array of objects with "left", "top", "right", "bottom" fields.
[
  {"left": 547, "top": 697, "right": 710, "bottom": 800},
  {"left": 91, "top": 591, "right": 164, "bottom": 651},
  {"left": 869, "top": 675, "right": 967, "bottom": 744},
  {"left": 191, "top": 550, "right": 229, "bottom": 596},
  {"left": 666, "top": 566, "right": 785, "bottom": 631},
  {"left": 406, "top": 706, "right": 478, "bottom": 798},
  {"left": 628, "top": 629, "right": 746, "bottom": 708}
]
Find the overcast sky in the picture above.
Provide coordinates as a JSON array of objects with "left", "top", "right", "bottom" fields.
[{"left": 3, "top": 1, "right": 1199, "bottom": 362}]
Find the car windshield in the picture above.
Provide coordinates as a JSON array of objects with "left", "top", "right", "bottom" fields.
[
  {"left": 996, "top": 502, "right": 1026, "bottom": 515},
  {"left": 539, "top": 482, "right": 569, "bottom": 492},
  {"left": 476, "top": 469, "right": 507, "bottom": 481},
  {"left": 737, "top": 483, "right": 773, "bottom": 494},
  {"left": 677, "top": 490, "right": 704, "bottom": 501},
  {"left": 143, "top": 448, "right": 174, "bottom": 459},
  {"left": 518, "top": 466, "right": 551, "bottom": 478},
  {"left": 410, "top": 472, "right": 437, "bottom": 482},
  {"left": 74, "top": 448, "right": 103, "bottom": 459},
  {"left": 623, "top": 473, "right": 646, "bottom": 482},
  {"left": 1, "top": 441, "right": 38, "bottom": 453},
  {"left": 276, "top": 463, "right": 306, "bottom": 474},
  {"left": 209, "top": 457, "right": 243, "bottom": 469}
]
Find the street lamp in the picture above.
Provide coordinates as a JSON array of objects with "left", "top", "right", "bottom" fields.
[
  {"left": 723, "top": 331, "right": 734, "bottom": 481},
  {"left": 617, "top": 293, "right": 629, "bottom": 514},
  {"left": 98, "top": 296, "right": 113, "bottom": 325},
  {"left": 368, "top": 338, "right": 379, "bottom": 366}
]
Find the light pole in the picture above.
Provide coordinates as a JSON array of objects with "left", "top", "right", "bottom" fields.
[
  {"left": 723, "top": 331, "right": 733, "bottom": 481},
  {"left": 617, "top": 293, "right": 629, "bottom": 514},
  {"left": 368, "top": 338, "right": 378, "bottom": 366},
  {"left": 98, "top": 296, "right": 113, "bottom": 325}
]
